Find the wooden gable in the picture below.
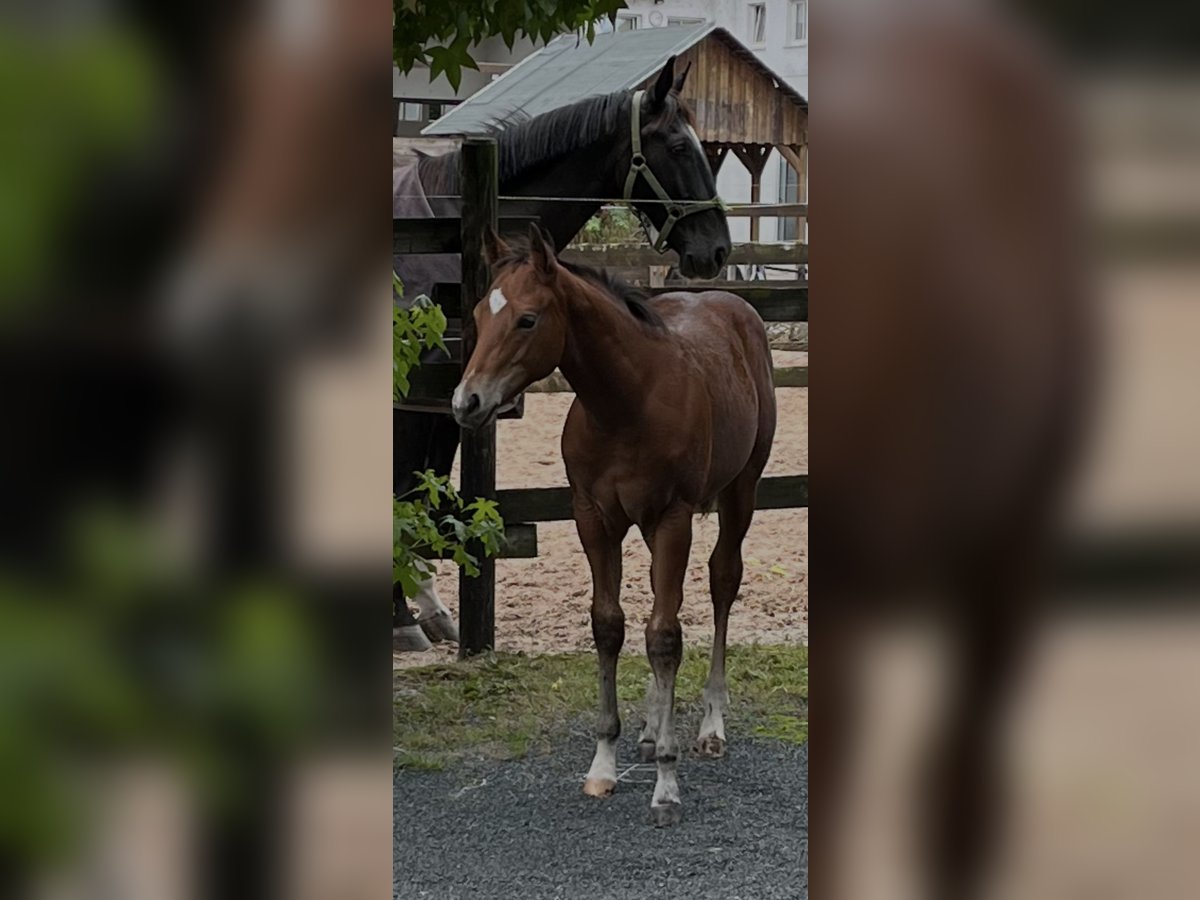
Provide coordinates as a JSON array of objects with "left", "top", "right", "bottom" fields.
[{"left": 638, "top": 34, "right": 807, "bottom": 148}]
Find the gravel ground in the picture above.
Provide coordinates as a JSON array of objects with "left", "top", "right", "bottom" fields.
[{"left": 394, "top": 730, "right": 807, "bottom": 900}]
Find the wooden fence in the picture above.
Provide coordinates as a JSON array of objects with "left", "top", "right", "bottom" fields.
[{"left": 395, "top": 137, "right": 810, "bottom": 656}]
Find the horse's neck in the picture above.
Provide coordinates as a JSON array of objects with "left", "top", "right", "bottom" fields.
[
  {"left": 505, "top": 142, "right": 619, "bottom": 248},
  {"left": 418, "top": 129, "right": 625, "bottom": 248},
  {"left": 558, "top": 283, "right": 659, "bottom": 431}
]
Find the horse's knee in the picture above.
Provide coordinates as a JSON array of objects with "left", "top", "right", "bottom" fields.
[
  {"left": 591, "top": 605, "right": 625, "bottom": 656},
  {"left": 645, "top": 617, "right": 682, "bottom": 670},
  {"left": 709, "top": 547, "right": 743, "bottom": 606}
]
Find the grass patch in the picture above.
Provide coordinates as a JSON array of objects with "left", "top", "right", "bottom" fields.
[{"left": 394, "top": 644, "right": 806, "bottom": 770}]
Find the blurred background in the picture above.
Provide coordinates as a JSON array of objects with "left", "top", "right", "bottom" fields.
[
  {"left": 812, "top": 1, "right": 1200, "bottom": 899},
  {"left": 0, "top": 0, "right": 1198, "bottom": 897},
  {"left": 0, "top": 1, "right": 391, "bottom": 898}
]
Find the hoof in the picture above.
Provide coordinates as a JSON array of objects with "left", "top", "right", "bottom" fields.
[
  {"left": 583, "top": 778, "right": 616, "bottom": 798},
  {"left": 393, "top": 624, "right": 432, "bottom": 653},
  {"left": 651, "top": 802, "right": 682, "bottom": 827},
  {"left": 694, "top": 735, "right": 727, "bottom": 759},
  {"left": 637, "top": 740, "right": 657, "bottom": 763},
  {"left": 418, "top": 610, "right": 460, "bottom": 644}
]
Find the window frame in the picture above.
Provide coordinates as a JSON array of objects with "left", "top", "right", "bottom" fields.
[
  {"left": 615, "top": 12, "right": 640, "bottom": 31},
  {"left": 787, "top": 0, "right": 808, "bottom": 46},
  {"left": 778, "top": 154, "right": 801, "bottom": 241},
  {"left": 747, "top": 2, "right": 767, "bottom": 47}
]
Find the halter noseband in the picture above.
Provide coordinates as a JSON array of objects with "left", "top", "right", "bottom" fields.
[{"left": 622, "top": 90, "right": 725, "bottom": 254}]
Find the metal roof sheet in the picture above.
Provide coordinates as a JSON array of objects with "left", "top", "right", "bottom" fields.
[{"left": 423, "top": 24, "right": 805, "bottom": 137}]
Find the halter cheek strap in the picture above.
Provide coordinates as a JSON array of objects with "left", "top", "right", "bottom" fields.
[{"left": 622, "top": 90, "right": 725, "bottom": 254}]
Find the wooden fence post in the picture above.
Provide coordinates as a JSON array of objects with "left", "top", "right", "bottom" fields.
[{"left": 458, "top": 137, "right": 498, "bottom": 657}]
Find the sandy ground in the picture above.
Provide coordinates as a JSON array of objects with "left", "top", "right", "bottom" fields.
[{"left": 402, "top": 351, "right": 807, "bottom": 664}]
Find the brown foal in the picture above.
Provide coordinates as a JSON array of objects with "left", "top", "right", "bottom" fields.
[{"left": 453, "top": 226, "right": 776, "bottom": 825}]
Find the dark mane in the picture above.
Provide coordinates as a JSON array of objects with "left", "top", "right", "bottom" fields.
[
  {"left": 418, "top": 90, "right": 696, "bottom": 196},
  {"left": 496, "top": 237, "right": 665, "bottom": 329}
]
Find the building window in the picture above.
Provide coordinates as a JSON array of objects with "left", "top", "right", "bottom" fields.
[
  {"left": 667, "top": 17, "right": 707, "bottom": 27},
  {"left": 788, "top": 0, "right": 807, "bottom": 44},
  {"left": 748, "top": 3, "right": 766, "bottom": 46},
  {"left": 616, "top": 13, "right": 639, "bottom": 31},
  {"left": 779, "top": 155, "right": 801, "bottom": 241},
  {"left": 402, "top": 102, "right": 424, "bottom": 122}
]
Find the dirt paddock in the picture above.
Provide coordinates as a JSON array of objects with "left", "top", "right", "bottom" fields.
[{"left": 399, "top": 351, "right": 808, "bottom": 665}]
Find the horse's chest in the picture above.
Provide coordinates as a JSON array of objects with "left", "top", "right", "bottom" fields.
[{"left": 564, "top": 422, "right": 705, "bottom": 524}]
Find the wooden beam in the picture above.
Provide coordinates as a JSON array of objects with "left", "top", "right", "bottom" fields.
[
  {"left": 392, "top": 215, "right": 538, "bottom": 255},
  {"left": 560, "top": 241, "right": 807, "bottom": 268},
  {"left": 420, "top": 523, "right": 538, "bottom": 559},
  {"left": 645, "top": 284, "right": 807, "bottom": 321},
  {"left": 730, "top": 145, "right": 773, "bottom": 241},
  {"left": 433, "top": 281, "right": 806, "bottom": 324},
  {"left": 776, "top": 144, "right": 804, "bottom": 177},
  {"left": 497, "top": 474, "right": 808, "bottom": 523},
  {"left": 731, "top": 144, "right": 772, "bottom": 178},
  {"left": 528, "top": 366, "right": 808, "bottom": 392},
  {"left": 725, "top": 203, "right": 808, "bottom": 218},
  {"left": 705, "top": 144, "right": 729, "bottom": 175},
  {"left": 457, "top": 138, "right": 498, "bottom": 657}
]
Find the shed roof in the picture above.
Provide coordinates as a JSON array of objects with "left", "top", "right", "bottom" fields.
[{"left": 423, "top": 24, "right": 806, "bottom": 145}]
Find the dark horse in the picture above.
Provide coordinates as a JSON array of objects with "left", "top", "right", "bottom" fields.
[
  {"left": 453, "top": 225, "right": 775, "bottom": 825},
  {"left": 393, "top": 55, "right": 732, "bottom": 649}
]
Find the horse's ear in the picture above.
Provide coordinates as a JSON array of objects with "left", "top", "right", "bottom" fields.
[
  {"left": 649, "top": 55, "right": 676, "bottom": 110},
  {"left": 527, "top": 222, "right": 557, "bottom": 279},
  {"left": 672, "top": 60, "right": 692, "bottom": 95},
  {"left": 483, "top": 226, "right": 510, "bottom": 269}
]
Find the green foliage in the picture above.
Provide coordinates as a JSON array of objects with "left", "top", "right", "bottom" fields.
[
  {"left": 393, "top": 274, "right": 447, "bottom": 403},
  {"left": 393, "top": 0, "right": 627, "bottom": 91},
  {"left": 393, "top": 644, "right": 808, "bottom": 768},
  {"left": 0, "top": 505, "right": 322, "bottom": 864},
  {"left": 574, "top": 206, "right": 644, "bottom": 246},
  {"left": 393, "top": 472, "right": 505, "bottom": 597},
  {"left": 0, "top": 25, "right": 157, "bottom": 313},
  {"left": 392, "top": 274, "right": 504, "bottom": 597}
]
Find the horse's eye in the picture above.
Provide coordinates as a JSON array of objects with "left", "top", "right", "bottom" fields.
[
  {"left": 669, "top": 143, "right": 689, "bottom": 155},
  {"left": 516, "top": 313, "right": 538, "bottom": 330}
]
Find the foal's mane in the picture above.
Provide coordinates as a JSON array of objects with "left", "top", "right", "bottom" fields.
[
  {"left": 496, "top": 237, "right": 665, "bottom": 329},
  {"left": 418, "top": 90, "right": 696, "bottom": 195}
]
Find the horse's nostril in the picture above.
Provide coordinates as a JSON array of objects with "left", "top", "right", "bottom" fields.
[
  {"left": 466, "top": 393, "right": 481, "bottom": 413},
  {"left": 714, "top": 246, "right": 729, "bottom": 268}
]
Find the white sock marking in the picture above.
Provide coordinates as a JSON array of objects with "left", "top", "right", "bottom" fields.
[
  {"left": 586, "top": 739, "right": 618, "bottom": 784},
  {"left": 411, "top": 572, "right": 450, "bottom": 618}
]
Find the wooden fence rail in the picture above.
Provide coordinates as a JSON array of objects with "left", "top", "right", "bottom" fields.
[
  {"left": 561, "top": 241, "right": 807, "bottom": 268},
  {"left": 393, "top": 215, "right": 537, "bottom": 255},
  {"left": 725, "top": 202, "right": 808, "bottom": 218},
  {"left": 432, "top": 281, "right": 807, "bottom": 321},
  {"left": 497, "top": 475, "right": 808, "bottom": 523}
]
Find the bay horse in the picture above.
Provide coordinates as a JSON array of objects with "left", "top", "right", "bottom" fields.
[
  {"left": 394, "top": 55, "right": 731, "bottom": 650},
  {"left": 452, "top": 225, "right": 775, "bottom": 826}
]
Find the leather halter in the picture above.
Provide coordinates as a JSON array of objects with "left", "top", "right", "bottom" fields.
[{"left": 622, "top": 90, "right": 725, "bottom": 253}]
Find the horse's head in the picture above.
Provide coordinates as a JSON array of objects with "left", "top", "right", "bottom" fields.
[
  {"left": 452, "top": 225, "right": 567, "bottom": 430},
  {"left": 628, "top": 56, "right": 731, "bottom": 279}
]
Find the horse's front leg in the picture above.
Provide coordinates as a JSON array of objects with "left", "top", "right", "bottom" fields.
[
  {"left": 576, "top": 504, "right": 628, "bottom": 797},
  {"left": 645, "top": 504, "right": 693, "bottom": 826}
]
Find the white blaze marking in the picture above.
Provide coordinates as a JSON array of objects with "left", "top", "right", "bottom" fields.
[
  {"left": 488, "top": 288, "right": 507, "bottom": 315},
  {"left": 686, "top": 124, "right": 704, "bottom": 154}
]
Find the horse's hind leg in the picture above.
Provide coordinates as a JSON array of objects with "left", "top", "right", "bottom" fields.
[
  {"left": 412, "top": 416, "right": 462, "bottom": 643},
  {"left": 393, "top": 582, "right": 431, "bottom": 652},
  {"left": 695, "top": 470, "right": 758, "bottom": 758}
]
